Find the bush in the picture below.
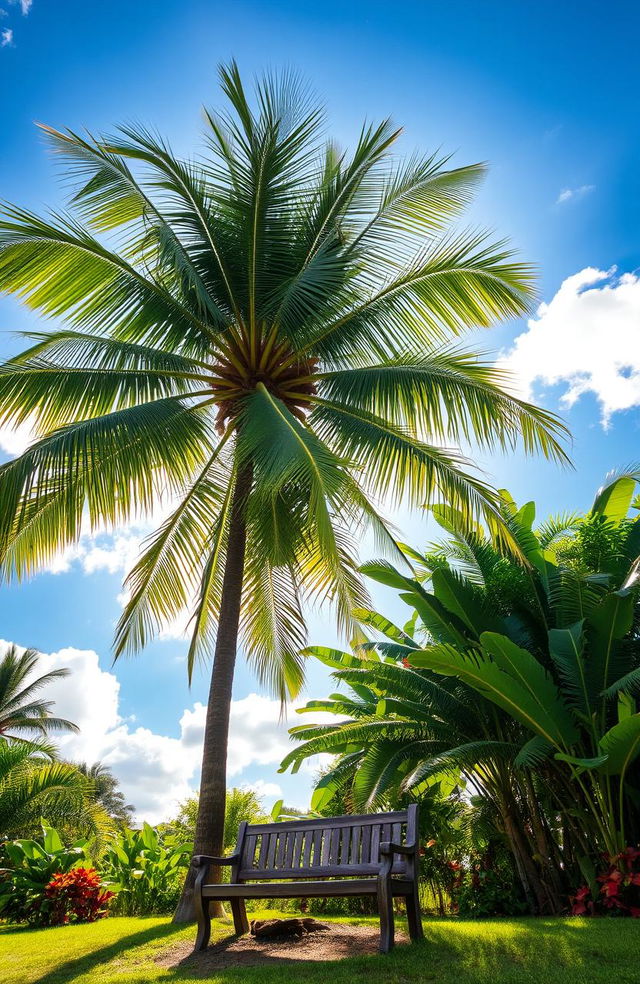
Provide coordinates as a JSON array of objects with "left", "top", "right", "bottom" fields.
[
  {"left": 100, "top": 822, "right": 192, "bottom": 915},
  {"left": 0, "top": 820, "right": 96, "bottom": 926},
  {"left": 571, "top": 848, "right": 640, "bottom": 917},
  {"left": 450, "top": 852, "right": 528, "bottom": 917},
  {"left": 45, "top": 867, "right": 113, "bottom": 925}
]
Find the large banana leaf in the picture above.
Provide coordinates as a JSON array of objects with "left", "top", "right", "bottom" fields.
[
  {"left": 591, "top": 472, "right": 639, "bottom": 522},
  {"left": 410, "top": 641, "right": 578, "bottom": 747},
  {"left": 598, "top": 714, "right": 640, "bottom": 776}
]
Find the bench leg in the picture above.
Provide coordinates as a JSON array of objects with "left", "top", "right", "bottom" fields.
[
  {"left": 193, "top": 897, "right": 211, "bottom": 952},
  {"left": 406, "top": 885, "right": 424, "bottom": 942},
  {"left": 377, "top": 878, "right": 395, "bottom": 954},
  {"left": 230, "top": 898, "right": 250, "bottom": 935}
]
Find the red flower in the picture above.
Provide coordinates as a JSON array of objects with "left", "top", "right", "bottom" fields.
[{"left": 570, "top": 846, "right": 640, "bottom": 918}]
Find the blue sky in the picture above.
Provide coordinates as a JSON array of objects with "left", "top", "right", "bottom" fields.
[{"left": 0, "top": 0, "right": 639, "bottom": 822}]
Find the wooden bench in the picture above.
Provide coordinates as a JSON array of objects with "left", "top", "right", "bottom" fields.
[{"left": 192, "top": 804, "right": 423, "bottom": 954}]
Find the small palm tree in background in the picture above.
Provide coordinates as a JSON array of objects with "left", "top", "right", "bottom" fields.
[
  {"left": 77, "top": 761, "right": 134, "bottom": 826},
  {"left": 0, "top": 741, "right": 108, "bottom": 840},
  {"left": 0, "top": 645, "right": 78, "bottom": 740},
  {"left": 0, "top": 63, "right": 568, "bottom": 917}
]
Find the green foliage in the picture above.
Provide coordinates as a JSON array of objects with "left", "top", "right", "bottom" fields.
[
  {"left": 453, "top": 852, "right": 528, "bottom": 917},
  {"left": 0, "top": 819, "right": 88, "bottom": 925},
  {"left": 0, "top": 740, "right": 109, "bottom": 841},
  {"left": 167, "top": 787, "right": 267, "bottom": 851},
  {"left": 100, "top": 823, "right": 192, "bottom": 916},
  {"left": 285, "top": 468, "right": 640, "bottom": 913}
]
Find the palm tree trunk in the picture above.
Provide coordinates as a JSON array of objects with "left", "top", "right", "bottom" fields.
[{"left": 173, "top": 465, "right": 252, "bottom": 924}]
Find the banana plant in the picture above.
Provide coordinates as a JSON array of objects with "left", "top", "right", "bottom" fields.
[
  {"left": 407, "top": 470, "right": 640, "bottom": 857},
  {"left": 283, "top": 468, "right": 640, "bottom": 907},
  {"left": 100, "top": 822, "right": 192, "bottom": 915}
]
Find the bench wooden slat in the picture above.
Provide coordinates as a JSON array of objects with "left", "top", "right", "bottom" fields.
[
  {"left": 302, "top": 829, "right": 313, "bottom": 867},
  {"left": 329, "top": 827, "right": 340, "bottom": 865},
  {"left": 349, "top": 824, "right": 361, "bottom": 864},
  {"left": 391, "top": 822, "right": 402, "bottom": 863},
  {"left": 312, "top": 827, "right": 323, "bottom": 866},
  {"left": 361, "top": 824, "right": 371, "bottom": 865},
  {"left": 290, "top": 830, "right": 303, "bottom": 869},
  {"left": 244, "top": 834, "right": 257, "bottom": 869},
  {"left": 320, "top": 827, "right": 331, "bottom": 866},
  {"left": 257, "top": 832, "right": 269, "bottom": 869},
  {"left": 339, "top": 825, "right": 350, "bottom": 865},
  {"left": 266, "top": 831, "right": 278, "bottom": 869},
  {"left": 370, "top": 823, "right": 381, "bottom": 864}
]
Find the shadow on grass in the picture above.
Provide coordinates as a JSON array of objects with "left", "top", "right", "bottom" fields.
[
  {"left": 26, "top": 915, "right": 640, "bottom": 984},
  {"left": 33, "top": 922, "right": 184, "bottom": 984}
]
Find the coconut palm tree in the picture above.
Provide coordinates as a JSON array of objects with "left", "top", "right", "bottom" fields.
[
  {"left": 0, "top": 645, "right": 78, "bottom": 740},
  {"left": 0, "top": 63, "right": 569, "bottom": 917}
]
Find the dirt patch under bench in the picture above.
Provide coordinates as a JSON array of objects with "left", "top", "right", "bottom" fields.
[{"left": 158, "top": 922, "right": 409, "bottom": 971}]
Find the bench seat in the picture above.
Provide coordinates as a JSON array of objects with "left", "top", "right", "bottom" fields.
[{"left": 202, "top": 877, "right": 415, "bottom": 898}]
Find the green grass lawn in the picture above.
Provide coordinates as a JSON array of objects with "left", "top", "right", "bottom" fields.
[{"left": 2, "top": 910, "right": 639, "bottom": 984}]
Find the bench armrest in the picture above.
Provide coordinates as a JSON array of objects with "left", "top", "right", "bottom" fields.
[
  {"left": 379, "top": 841, "right": 417, "bottom": 856},
  {"left": 192, "top": 853, "right": 240, "bottom": 867}
]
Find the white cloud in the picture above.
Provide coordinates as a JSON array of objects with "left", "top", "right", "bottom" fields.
[
  {"left": 1, "top": 28, "right": 13, "bottom": 46},
  {"left": 555, "top": 184, "right": 595, "bottom": 205},
  {"left": 20, "top": 0, "right": 32, "bottom": 13},
  {"left": 500, "top": 267, "right": 640, "bottom": 428},
  {"left": 242, "top": 779, "right": 282, "bottom": 801},
  {"left": 0, "top": 418, "right": 36, "bottom": 455},
  {"left": 181, "top": 695, "right": 296, "bottom": 778},
  {"left": 3, "top": 640, "right": 331, "bottom": 824}
]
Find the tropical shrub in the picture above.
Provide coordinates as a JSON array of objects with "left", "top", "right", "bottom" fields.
[
  {"left": 452, "top": 851, "right": 528, "bottom": 917},
  {"left": 571, "top": 847, "right": 640, "bottom": 918},
  {"left": 284, "top": 469, "right": 640, "bottom": 913},
  {"left": 100, "top": 823, "right": 192, "bottom": 915},
  {"left": 409, "top": 475, "right": 640, "bottom": 863},
  {"left": 44, "top": 867, "right": 113, "bottom": 925},
  {"left": 0, "top": 820, "right": 88, "bottom": 925}
]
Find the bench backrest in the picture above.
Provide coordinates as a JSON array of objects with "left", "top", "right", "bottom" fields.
[{"left": 234, "top": 805, "right": 418, "bottom": 880}]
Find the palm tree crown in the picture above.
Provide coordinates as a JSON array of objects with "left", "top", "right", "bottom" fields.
[
  {"left": 0, "top": 64, "right": 567, "bottom": 695},
  {"left": 0, "top": 645, "right": 78, "bottom": 740}
]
